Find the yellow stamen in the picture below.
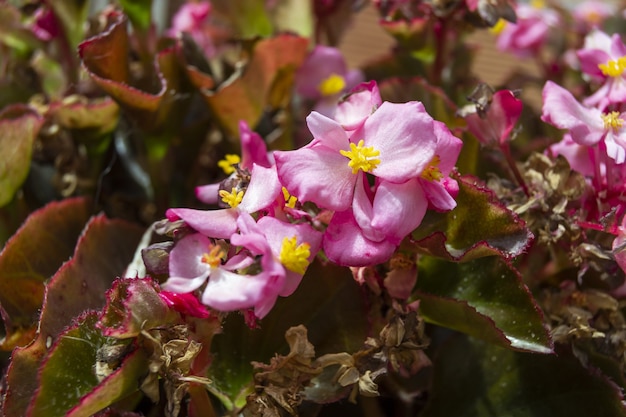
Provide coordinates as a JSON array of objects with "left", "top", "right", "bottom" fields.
[
  {"left": 602, "top": 111, "right": 624, "bottom": 130},
  {"left": 201, "top": 245, "right": 225, "bottom": 268},
  {"left": 598, "top": 57, "right": 626, "bottom": 77},
  {"left": 282, "top": 187, "right": 297, "bottom": 209},
  {"left": 318, "top": 74, "right": 346, "bottom": 97},
  {"left": 279, "top": 236, "right": 311, "bottom": 275},
  {"left": 218, "top": 154, "right": 241, "bottom": 175},
  {"left": 530, "top": 0, "right": 545, "bottom": 8},
  {"left": 421, "top": 155, "right": 443, "bottom": 182},
  {"left": 339, "top": 140, "right": 381, "bottom": 174},
  {"left": 219, "top": 187, "right": 244, "bottom": 208},
  {"left": 489, "top": 19, "right": 507, "bottom": 35}
]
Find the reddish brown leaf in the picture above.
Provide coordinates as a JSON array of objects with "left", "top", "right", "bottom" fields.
[
  {"left": 0, "top": 197, "right": 91, "bottom": 349},
  {"left": 2, "top": 214, "right": 143, "bottom": 417}
]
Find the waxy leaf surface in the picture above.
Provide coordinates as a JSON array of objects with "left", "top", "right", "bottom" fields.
[
  {"left": 0, "top": 197, "right": 90, "bottom": 348},
  {"left": 423, "top": 335, "right": 626, "bottom": 417},
  {"left": 416, "top": 256, "right": 552, "bottom": 353},
  {"left": 411, "top": 174, "right": 533, "bottom": 261},
  {"left": 0, "top": 105, "right": 44, "bottom": 207},
  {"left": 27, "top": 312, "right": 148, "bottom": 417},
  {"left": 209, "top": 261, "right": 369, "bottom": 410},
  {"left": 2, "top": 214, "right": 143, "bottom": 417}
]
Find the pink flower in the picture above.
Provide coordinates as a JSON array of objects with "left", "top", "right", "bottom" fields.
[
  {"left": 274, "top": 101, "right": 438, "bottom": 213},
  {"left": 31, "top": 7, "right": 60, "bottom": 42},
  {"left": 334, "top": 81, "right": 382, "bottom": 131},
  {"left": 295, "top": 46, "right": 364, "bottom": 117},
  {"left": 168, "top": 163, "right": 282, "bottom": 238},
  {"left": 162, "top": 233, "right": 280, "bottom": 316},
  {"left": 542, "top": 80, "right": 626, "bottom": 164},
  {"left": 496, "top": 3, "right": 559, "bottom": 58},
  {"left": 572, "top": 1, "right": 613, "bottom": 32},
  {"left": 460, "top": 88, "right": 523, "bottom": 146},
  {"left": 351, "top": 121, "right": 462, "bottom": 245},
  {"left": 231, "top": 212, "right": 323, "bottom": 299},
  {"left": 577, "top": 30, "right": 626, "bottom": 109},
  {"left": 168, "top": 1, "right": 216, "bottom": 58},
  {"left": 196, "top": 121, "right": 272, "bottom": 205}
]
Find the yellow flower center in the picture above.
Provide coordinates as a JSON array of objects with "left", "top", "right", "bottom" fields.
[
  {"left": 339, "top": 140, "right": 381, "bottom": 174},
  {"left": 282, "top": 187, "right": 297, "bottom": 209},
  {"left": 218, "top": 154, "right": 241, "bottom": 175},
  {"left": 421, "top": 155, "right": 443, "bottom": 181},
  {"left": 598, "top": 57, "right": 626, "bottom": 77},
  {"left": 279, "top": 236, "right": 311, "bottom": 275},
  {"left": 489, "top": 19, "right": 507, "bottom": 35},
  {"left": 201, "top": 245, "right": 225, "bottom": 268},
  {"left": 318, "top": 74, "right": 346, "bottom": 97},
  {"left": 602, "top": 111, "right": 624, "bottom": 130},
  {"left": 531, "top": 0, "right": 545, "bottom": 8},
  {"left": 219, "top": 187, "right": 244, "bottom": 208}
]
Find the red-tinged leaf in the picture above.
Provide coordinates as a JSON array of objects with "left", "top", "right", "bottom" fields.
[
  {"left": 193, "top": 34, "right": 308, "bottom": 134},
  {"left": 2, "top": 214, "right": 143, "bottom": 417},
  {"left": 26, "top": 311, "right": 148, "bottom": 417},
  {"left": 209, "top": 260, "right": 369, "bottom": 410},
  {"left": 78, "top": 13, "right": 187, "bottom": 133},
  {"left": 422, "top": 335, "right": 626, "bottom": 417},
  {"left": 0, "top": 197, "right": 91, "bottom": 349},
  {"left": 98, "top": 278, "right": 174, "bottom": 338},
  {"left": 416, "top": 256, "right": 552, "bottom": 353},
  {"left": 0, "top": 105, "right": 44, "bottom": 207},
  {"left": 410, "top": 174, "right": 533, "bottom": 261}
]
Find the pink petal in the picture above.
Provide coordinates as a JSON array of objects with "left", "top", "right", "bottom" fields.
[
  {"left": 201, "top": 269, "right": 275, "bottom": 312},
  {"left": 420, "top": 179, "right": 457, "bottom": 211},
  {"left": 168, "top": 233, "right": 213, "bottom": 279},
  {"left": 323, "top": 210, "right": 397, "bottom": 267},
  {"left": 239, "top": 121, "right": 271, "bottom": 169},
  {"left": 195, "top": 183, "right": 220, "bottom": 204},
  {"left": 306, "top": 111, "right": 350, "bottom": 151},
  {"left": 335, "top": 80, "right": 381, "bottom": 131},
  {"left": 360, "top": 101, "right": 437, "bottom": 182},
  {"left": 166, "top": 207, "right": 238, "bottom": 239},
  {"left": 295, "top": 46, "right": 348, "bottom": 99},
  {"left": 274, "top": 144, "right": 356, "bottom": 211},
  {"left": 239, "top": 164, "right": 281, "bottom": 213}
]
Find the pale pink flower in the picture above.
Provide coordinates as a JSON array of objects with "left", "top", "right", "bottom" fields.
[
  {"left": 274, "top": 101, "right": 439, "bottom": 213},
  {"left": 577, "top": 30, "right": 626, "bottom": 109},
  {"left": 572, "top": 1, "right": 613, "bottom": 32},
  {"left": 168, "top": 1, "right": 216, "bottom": 58},
  {"left": 334, "top": 81, "right": 382, "bottom": 131},
  {"left": 542, "top": 80, "right": 626, "bottom": 163},
  {"left": 496, "top": 3, "right": 559, "bottom": 58},
  {"left": 162, "top": 233, "right": 280, "bottom": 316}
]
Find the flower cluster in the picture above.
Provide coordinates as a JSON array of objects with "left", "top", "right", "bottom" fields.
[{"left": 162, "top": 80, "right": 462, "bottom": 318}]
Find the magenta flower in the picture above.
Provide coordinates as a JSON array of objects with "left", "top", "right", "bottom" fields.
[
  {"left": 274, "top": 101, "right": 438, "bottom": 213},
  {"left": 162, "top": 233, "right": 280, "bottom": 316},
  {"left": 577, "top": 30, "right": 626, "bottom": 109},
  {"left": 158, "top": 291, "right": 210, "bottom": 319},
  {"left": 495, "top": 3, "right": 559, "bottom": 58},
  {"left": 542, "top": 80, "right": 626, "bottom": 163},
  {"left": 31, "top": 6, "right": 60, "bottom": 42},
  {"left": 461, "top": 89, "right": 523, "bottom": 146},
  {"left": 572, "top": 1, "right": 613, "bottom": 32}
]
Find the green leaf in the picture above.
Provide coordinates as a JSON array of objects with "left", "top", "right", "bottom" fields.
[
  {"left": 192, "top": 34, "right": 308, "bottom": 135},
  {"left": 119, "top": 0, "right": 152, "bottom": 32},
  {"left": 410, "top": 174, "right": 533, "bottom": 261},
  {"left": 209, "top": 261, "right": 369, "bottom": 410},
  {"left": 26, "top": 312, "right": 148, "bottom": 417},
  {"left": 0, "top": 197, "right": 91, "bottom": 348},
  {"left": 269, "top": 0, "right": 314, "bottom": 38},
  {"left": 211, "top": 0, "right": 273, "bottom": 38},
  {"left": 0, "top": 105, "right": 44, "bottom": 207},
  {"left": 422, "top": 335, "right": 626, "bottom": 417},
  {"left": 416, "top": 256, "right": 552, "bottom": 353},
  {"left": 2, "top": 214, "right": 143, "bottom": 417}
]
